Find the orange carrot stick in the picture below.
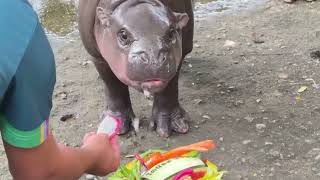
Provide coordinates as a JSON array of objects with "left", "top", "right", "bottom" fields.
[{"left": 145, "top": 140, "right": 215, "bottom": 169}]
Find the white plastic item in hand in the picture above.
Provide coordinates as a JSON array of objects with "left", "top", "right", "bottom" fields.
[{"left": 97, "top": 116, "right": 120, "bottom": 139}]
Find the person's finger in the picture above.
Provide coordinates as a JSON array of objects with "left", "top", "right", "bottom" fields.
[
  {"left": 109, "top": 137, "right": 120, "bottom": 155},
  {"left": 109, "top": 137, "right": 120, "bottom": 169},
  {"left": 83, "top": 132, "right": 96, "bottom": 142}
]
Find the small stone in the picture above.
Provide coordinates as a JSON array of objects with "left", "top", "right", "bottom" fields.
[
  {"left": 269, "top": 149, "right": 281, "bottom": 158},
  {"left": 64, "top": 56, "right": 70, "bottom": 61},
  {"left": 198, "top": 118, "right": 207, "bottom": 124},
  {"left": 202, "top": 115, "right": 211, "bottom": 120},
  {"left": 235, "top": 100, "right": 244, "bottom": 106},
  {"left": 278, "top": 73, "right": 289, "bottom": 79},
  {"left": 265, "top": 142, "right": 273, "bottom": 145},
  {"left": 188, "top": 64, "right": 193, "bottom": 68},
  {"left": 194, "top": 43, "right": 200, "bottom": 48},
  {"left": 287, "top": 152, "right": 295, "bottom": 159},
  {"left": 256, "top": 124, "right": 266, "bottom": 131},
  {"left": 219, "top": 137, "right": 224, "bottom": 142},
  {"left": 223, "top": 40, "right": 236, "bottom": 48},
  {"left": 256, "top": 99, "right": 262, "bottom": 103},
  {"left": 228, "top": 86, "right": 236, "bottom": 90},
  {"left": 242, "top": 140, "right": 252, "bottom": 145},
  {"left": 217, "top": 84, "right": 222, "bottom": 87},
  {"left": 194, "top": 99, "right": 204, "bottom": 105},
  {"left": 270, "top": 167, "right": 274, "bottom": 172},
  {"left": 82, "top": 61, "right": 89, "bottom": 66},
  {"left": 194, "top": 125, "right": 199, "bottom": 129},
  {"left": 241, "top": 158, "right": 246, "bottom": 163},
  {"left": 61, "top": 92, "right": 67, "bottom": 100},
  {"left": 60, "top": 114, "right": 74, "bottom": 122},
  {"left": 274, "top": 162, "right": 281, "bottom": 167},
  {"left": 244, "top": 116, "right": 254, "bottom": 123}
]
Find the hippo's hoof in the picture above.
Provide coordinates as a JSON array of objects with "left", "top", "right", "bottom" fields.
[
  {"left": 170, "top": 107, "right": 190, "bottom": 134},
  {"left": 100, "top": 110, "right": 134, "bottom": 135},
  {"left": 151, "top": 105, "right": 190, "bottom": 138}
]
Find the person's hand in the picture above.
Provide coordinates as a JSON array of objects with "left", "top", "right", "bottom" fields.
[{"left": 81, "top": 132, "right": 120, "bottom": 176}]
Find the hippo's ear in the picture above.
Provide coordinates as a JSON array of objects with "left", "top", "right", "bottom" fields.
[
  {"left": 96, "top": 7, "right": 111, "bottom": 27},
  {"left": 174, "top": 13, "right": 189, "bottom": 29}
]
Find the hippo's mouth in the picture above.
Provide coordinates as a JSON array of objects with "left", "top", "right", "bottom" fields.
[
  {"left": 141, "top": 79, "right": 164, "bottom": 88},
  {"left": 140, "top": 79, "right": 167, "bottom": 93}
]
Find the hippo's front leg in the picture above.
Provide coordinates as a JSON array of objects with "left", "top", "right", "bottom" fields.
[
  {"left": 151, "top": 74, "right": 190, "bottom": 138},
  {"left": 93, "top": 58, "right": 135, "bottom": 134}
]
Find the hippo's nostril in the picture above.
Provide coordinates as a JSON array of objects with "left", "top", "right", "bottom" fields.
[
  {"left": 131, "top": 51, "right": 149, "bottom": 64},
  {"left": 140, "top": 55, "right": 149, "bottom": 64},
  {"left": 162, "top": 55, "right": 167, "bottom": 62},
  {"left": 158, "top": 52, "right": 168, "bottom": 63}
]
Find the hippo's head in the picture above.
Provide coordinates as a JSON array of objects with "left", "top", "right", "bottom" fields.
[{"left": 94, "top": 0, "right": 189, "bottom": 93}]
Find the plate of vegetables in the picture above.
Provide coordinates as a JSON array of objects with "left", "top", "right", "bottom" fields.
[{"left": 109, "top": 140, "right": 225, "bottom": 180}]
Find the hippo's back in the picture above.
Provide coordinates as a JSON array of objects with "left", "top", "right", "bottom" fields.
[{"left": 78, "top": 0, "right": 101, "bottom": 58}]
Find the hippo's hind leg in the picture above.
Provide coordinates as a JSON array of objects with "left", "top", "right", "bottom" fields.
[{"left": 93, "top": 58, "right": 135, "bottom": 134}]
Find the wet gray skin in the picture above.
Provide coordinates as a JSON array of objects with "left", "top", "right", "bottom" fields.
[{"left": 78, "top": 0, "right": 194, "bottom": 137}]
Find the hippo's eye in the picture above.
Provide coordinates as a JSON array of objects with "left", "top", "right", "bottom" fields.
[
  {"left": 117, "top": 29, "right": 131, "bottom": 46},
  {"left": 119, "top": 30, "right": 128, "bottom": 40}
]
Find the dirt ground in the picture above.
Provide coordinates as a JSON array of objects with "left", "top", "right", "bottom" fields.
[{"left": 1, "top": 0, "right": 320, "bottom": 179}]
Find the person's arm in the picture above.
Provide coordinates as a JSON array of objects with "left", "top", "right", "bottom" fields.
[{"left": 4, "top": 133, "right": 120, "bottom": 180}]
